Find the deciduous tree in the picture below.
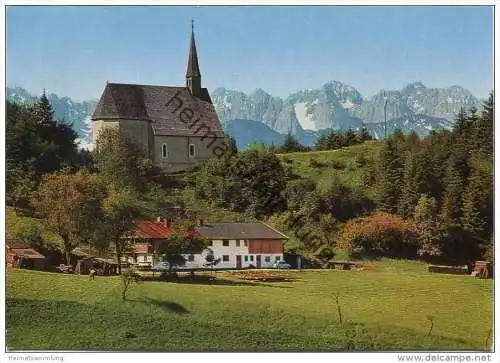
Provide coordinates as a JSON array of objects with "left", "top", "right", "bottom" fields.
[{"left": 33, "top": 170, "right": 107, "bottom": 264}]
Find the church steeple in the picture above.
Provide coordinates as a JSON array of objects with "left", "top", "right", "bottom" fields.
[{"left": 186, "top": 20, "right": 202, "bottom": 96}]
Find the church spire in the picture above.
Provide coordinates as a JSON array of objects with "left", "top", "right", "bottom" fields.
[{"left": 186, "top": 20, "right": 201, "bottom": 96}]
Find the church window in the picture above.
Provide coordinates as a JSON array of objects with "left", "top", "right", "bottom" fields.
[{"left": 162, "top": 143, "right": 168, "bottom": 159}]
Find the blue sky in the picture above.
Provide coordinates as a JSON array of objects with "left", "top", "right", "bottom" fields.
[{"left": 6, "top": 5, "right": 494, "bottom": 101}]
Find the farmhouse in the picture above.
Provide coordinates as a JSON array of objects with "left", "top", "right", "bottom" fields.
[
  {"left": 125, "top": 218, "right": 178, "bottom": 267},
  {"left": 125, "top": 219, "right": 288, "bottom": 269},
  {"left": 91, "top": 23, "right": 228, "bottom": 172},
  {"left": 194, "top": 222, "right": 288, "bottom": 269},
  {"left": 6, "top": 239, "right": 46, "bottom": 270}
]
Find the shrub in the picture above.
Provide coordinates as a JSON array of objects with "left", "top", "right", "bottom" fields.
[
  {"left": 282, "top": 156, "right": 293, "bottom": 164},
  {"left": 329, "top": 160, "right": 346, "bottom": 170},
  {"left": 354, "top": 153, "right": 368, "bottom": 168},
  {"left": 337, "top": 211, "right": 419, "bottom": 259},
  {"left": 310, "top": 158, "right": 327, "bottom": 169},
  {"left": 285, "top": 179, "right": 317, "bottom": 211}
]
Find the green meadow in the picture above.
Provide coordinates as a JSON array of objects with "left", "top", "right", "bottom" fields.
[{"left": 6, "top": 264, "right": 493, "bottom": 351}]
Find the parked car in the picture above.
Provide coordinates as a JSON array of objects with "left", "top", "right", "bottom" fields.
[
  {"left": 152, "top": 262, "right": 189, "bottom": 271},
  {"left": 151, "top": 262, "right": 171, "bottom": 271},
  {"left": 273, "top": 260, "right": 291, "bottom": 269}
]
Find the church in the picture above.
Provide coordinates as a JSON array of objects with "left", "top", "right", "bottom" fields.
[{"left": 91, "top": 24, "right": 228, "bottom": 172}]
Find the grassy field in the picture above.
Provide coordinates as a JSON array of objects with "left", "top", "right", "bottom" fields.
[{"left": 6, "top": 265, "right": 493, "bottom": 351}]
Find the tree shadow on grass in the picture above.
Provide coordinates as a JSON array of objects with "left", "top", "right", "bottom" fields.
[
  {"left": 169, "top": 277, "right": 294, "bottom": 289},
  {"left": 143, "top": 274, "right": 294, "bottom": 288},
  {"left": 126, "top": 298, "right": 190, "bottom": 315},
  {"left": 143, "top": 298, "right": 190, "bottom": 314}
]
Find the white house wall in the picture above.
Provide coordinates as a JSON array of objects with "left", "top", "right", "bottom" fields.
[{"left": 182, "top": 239, "right": 283, "bottom": 269}]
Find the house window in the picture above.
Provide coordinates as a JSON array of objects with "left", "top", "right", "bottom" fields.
[
  {"left": 162, "top": 143, "right": 168, "bottom": 158},
  {"left": 275, "top": 256, "right": 281, "bottom": 262},
  {"left": 222, "top": 240, "right": 229, "bottom": 247},
  {"left": 143, "top": 255, "right": 148, "bottom": 262},
  {"left": 250, "top": 256, "right": 254, "bottom": 262},
  {"left": 244, "top": 240, "right": 248, "bottom": 247},
  {"left": 189, "top": 144, "right": 196, "bottom": 158},
  {"left": 236, "top": 240, "right": 240, "bottom": 247},
  {"left": 188, "top": 254, "right": 194, "bottom": 262},
  {"left": 207, "top": 240, "right": 213, "bottom": 246},
  {"left": 265, "top": 256, "right": 271, "bottom": 262},
  {"left": 244, "top": 256, "right": 249, "bottom": 262},
  {"left": 222, "top": 255, "right": 229, "bottom": 262}
]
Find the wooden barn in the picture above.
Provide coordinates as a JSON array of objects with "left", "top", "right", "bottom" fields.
[
  {"left": 74, "top": 257, "right": 119, "bottom": 276},
  {"left": 6, "top": 239, "right": 46, "bottom": 270}
]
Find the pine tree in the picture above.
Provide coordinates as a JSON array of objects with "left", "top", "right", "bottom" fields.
[
  {"left": 439, "top": 154, "right": 465, "bottom": 228},
  {"left": 377, "top": 139, "right": 405, "bottom": 213},
  {"left": 343, "top": 129, "right": 358, "bottom": 147},
  {"left": 413, "top": 194, "right": 445, "bottom": 258},
  {"left": 398, "top": 149, "right": 425, "bottom": 218},
  {"left": 35, "top": 91, "right": 78, "bottom": 173},
  {"left": 36, "top": 89, "right": 54, "bottom": 125},
  {"left": 452, "top": 107, "right": 469, "bottom": 137},
  {"left": 356, "top": 123, "right": 372, "bottom": 143},
  {"left": 279, "top": 132, "right": 307, "bottom": 153},
  {"left": 314, "top": 133, "right": 328, "bottom": 151},
  {"left": 461, "top": 154, "right": 493, "bottom": 246},
  {"left": 474, "top": 92, "right": 494, "bottom": 159}
]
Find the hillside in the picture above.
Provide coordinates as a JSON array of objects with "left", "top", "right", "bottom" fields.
[
  {"left": 277, "top": 141, "right": 382, "bottom": 198},
  {"left": 6, "top": 207, "right": 61, "bottom": 242}
]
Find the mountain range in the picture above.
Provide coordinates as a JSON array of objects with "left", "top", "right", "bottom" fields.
[{"left": 6, "top": 81, "right": 483, "bottom": 150}]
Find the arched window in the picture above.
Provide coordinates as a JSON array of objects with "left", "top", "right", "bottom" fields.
[{"left": 162, "top": 143, "right": 168, "bottom": 159}]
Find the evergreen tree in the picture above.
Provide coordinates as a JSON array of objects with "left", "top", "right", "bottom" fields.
[
  {"left": 474, "top": 92, "right": 494, "bottom": 159},
  {"left": 356, "top": 123, "right": 372, "bottom": 143},
  {"left": 377, "top": 138, "right": 405, "bottom": 213},
  {"left": 398, "top": 149, "right": 426, "bottom": 218},
  {"left": 343, "top": 129, "right": 357, "bottom": 147},
  {"left": 326, "top": 131, "right": 342, "bottom": 150},
  {"left": 36, "top": 89, "right": 54, "bottom": 125},
  {"left": 461, "top": 154, "right": 493, "bottom": 247},
  {"left": 34, "top": 91, "right": 78, "bottom": 174},
  {"left": 439, "top": 154, "right": 465, "bottom": 228},
  {"left": 314, "top": 133, "right": 329, "bottom": 151},
  {"left": 422, "top": 130, "right": 452, "bottom": 203},
  {"left": 278, "top": 132, "right": 308, "bottom": 153},
  {"left": 413, "top": 194, "right": 446, "bottom": 259}
]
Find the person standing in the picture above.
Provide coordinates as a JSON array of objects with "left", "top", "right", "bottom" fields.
[{"left": 89, "top": 267, "right": 96, "bottom": 280}]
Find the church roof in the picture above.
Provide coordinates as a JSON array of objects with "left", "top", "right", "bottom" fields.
[{"left": 91, "top": 83, "right": 225, "bottom": 137}]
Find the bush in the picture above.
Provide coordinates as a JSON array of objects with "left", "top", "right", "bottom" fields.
[
  {"left": 314, "top": 246, "right": 336, "bottom": 263},
  {"left": 310, "top": 158, "right": 327, "bottom": 169},
  {"left": 329, "top": 160, "right": 346, "bottom": 170},
  {"left": 354, "top": 153, "right": 368, "bottom": 168},
  {"left": 337, "top": 212, "right": 419, "bottom": 259},
  {"left": 282, "top": 156, "right": 293, "bottom": 164}
]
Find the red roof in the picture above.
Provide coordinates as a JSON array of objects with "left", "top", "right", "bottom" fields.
[
  {"left": 134, "top": 221, "right": 172, "bottom": 239},
  {"left": 6, "top": 239, "right": 30, "bottom": 249},
  {"left": 132, "top": 220, "right": 201, "bottom": 239}
]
